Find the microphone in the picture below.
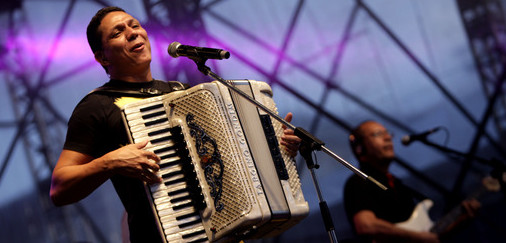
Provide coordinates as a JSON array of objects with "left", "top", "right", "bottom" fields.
[
  {"left": 168, "top": 41, "right": 230, "bottom": 60},
  {"left": 401, "top": 127, "right": 441, "bottom": 146}
]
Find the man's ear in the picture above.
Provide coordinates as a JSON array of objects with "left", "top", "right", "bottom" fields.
[
  {"left": 350, "top": 134, "right": 365, "bottom": 156},
  {"left": 94, "top": 51, "right": 109, "bottom": 66}
]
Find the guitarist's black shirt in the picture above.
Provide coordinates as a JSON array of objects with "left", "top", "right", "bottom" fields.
[{"left": 344, "top": 164, "right": 423, "bottom": 238}]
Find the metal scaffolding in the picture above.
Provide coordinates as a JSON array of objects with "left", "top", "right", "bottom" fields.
[{"left": 0, "top": 0, "right": 505, "bottom": 242}]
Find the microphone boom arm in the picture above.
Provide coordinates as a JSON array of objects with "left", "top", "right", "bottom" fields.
[
  {"left": 191, "top": 59, "right": 386, "bottom": 243},
  {"left": 194, "top": 60, "right": 387, "bottom": 190}
]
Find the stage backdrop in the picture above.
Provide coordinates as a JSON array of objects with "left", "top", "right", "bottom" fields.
[{"left": 0, "top": 0, "right": 505, "bottom": 242}]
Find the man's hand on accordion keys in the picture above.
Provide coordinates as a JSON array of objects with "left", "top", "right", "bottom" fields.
[
  {"left": 280, "top": 112, "right": 302, "bottom": 158},
  {"left": 103, "top": 140, "right": 162, "bottom": 184}
]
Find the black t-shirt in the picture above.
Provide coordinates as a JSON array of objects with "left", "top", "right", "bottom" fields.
[
  {"left": 64, "top": 79, "right": 187, "bottom": 243},
  {"left": 343, "top": 164, "right": 421, "bottom": 240}
]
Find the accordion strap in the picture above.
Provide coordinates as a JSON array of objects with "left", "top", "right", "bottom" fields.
[{"left": 91, "top": 80, "right": 187, "bottom": 97}]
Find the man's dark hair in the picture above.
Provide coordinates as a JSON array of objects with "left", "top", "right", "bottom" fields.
[{"left": 86, "top": 6, "right": 125, "bottom": 54}]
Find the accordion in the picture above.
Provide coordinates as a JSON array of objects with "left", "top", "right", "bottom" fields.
[{"left": 121, "top": 80, "right": 309, "bottom": 242}]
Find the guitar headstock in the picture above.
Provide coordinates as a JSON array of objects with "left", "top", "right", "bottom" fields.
[{"left": 482, "top": 176, "right": 501, "bottom": 192}]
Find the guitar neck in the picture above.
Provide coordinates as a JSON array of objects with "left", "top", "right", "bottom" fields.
[
  {"left": 430, "top": 203, "right": 464, "bottom": 234},
  {"left": 430, "top": 186, "right": 486, "bottom": 234}
]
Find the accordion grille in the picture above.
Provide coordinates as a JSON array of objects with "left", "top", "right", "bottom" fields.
[{"left": 169, "top": 89, "right": 254, "bottom": 231}]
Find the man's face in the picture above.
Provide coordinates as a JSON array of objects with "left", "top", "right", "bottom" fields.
[
  {"left": 96, "top": 11, "right": 151, "bottom": 75},
  {"left": 359, "top": 121, "right": 395, "bottom": 165}
]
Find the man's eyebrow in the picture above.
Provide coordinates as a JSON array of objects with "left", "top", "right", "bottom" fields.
[
  {"left": 110, "top": 18, "right": 136, "bottom": 32},
  {"left": 128, "top": 18, "right": 140, "bottom": 25}
]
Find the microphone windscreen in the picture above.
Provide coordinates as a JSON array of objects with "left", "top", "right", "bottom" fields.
[
  {"left": 401, "top": 135, "right": 411, "bottom": 145},
  {"left": 168, "top": 42, "right": 181, "bottom": 58}
]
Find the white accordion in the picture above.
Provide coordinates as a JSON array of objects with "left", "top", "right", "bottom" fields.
[{"left": 121, "top": 80, "right": 309, "bottom": 242}]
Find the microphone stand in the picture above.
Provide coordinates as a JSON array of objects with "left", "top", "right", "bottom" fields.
[
  {"left": 190, "top": 58, "right": 387, "bottom": 243},
  {"left": 413, "top": 138, "right": 506, "bottom": 198}
]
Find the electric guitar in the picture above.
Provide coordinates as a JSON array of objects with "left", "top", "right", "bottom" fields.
[{"left": 396, "top": 176, "right": 501, "bottom": 234}]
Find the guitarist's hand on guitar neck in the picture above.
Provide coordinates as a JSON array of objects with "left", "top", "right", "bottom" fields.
[
  {"left": 439, "top": 198, "right": 481, "bottom": 236},
  {"left": 461, "top": 198, "right": 481, "bottom": 219}
]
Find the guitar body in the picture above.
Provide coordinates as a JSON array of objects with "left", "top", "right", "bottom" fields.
[
  {"left": 395, "top": 176, "right": 499, "bottom": 233},
  {"left": 396, "top": 199, "right": 434, "bottom": 232}
]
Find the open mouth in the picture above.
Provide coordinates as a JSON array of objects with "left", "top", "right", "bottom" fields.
[{"left": 131, "top": 42, "right": 144, "bottom": 52}]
